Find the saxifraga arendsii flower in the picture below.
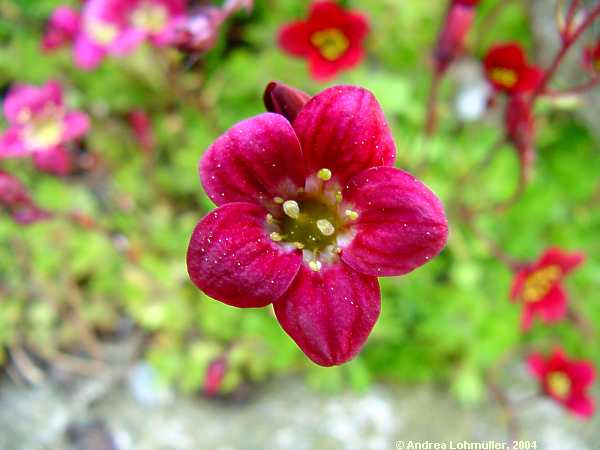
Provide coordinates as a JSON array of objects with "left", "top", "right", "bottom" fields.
[
  {"left": 528, "top": 348, "right": 596, "bottom": 419},
  {"left": 278, "top": 1, "right": 369, "bottom": 81},
  {"left": 483, "top": 42, "right": 544, "bottom": 95},
  {"left": 186, "top": 85, "right": 448, "bottom": 366},
  {"left": 511, "top": 247, "right": 584, "bottom": 331}
]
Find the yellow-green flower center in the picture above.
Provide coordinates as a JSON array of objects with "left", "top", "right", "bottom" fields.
[
  {"left": 311, "top": 28, "right": 349, "bottom": 61},
  {"left": 22, "top": 105, "right": 64, "bottom": 150},
  {"left": 548, "top": 371, "right": 571, "bottom": 399},
  {"left": 267, "top": 168, "right": 359, "bottom": 271},
  {"left": 522, "top": 265, "right": 561, "bottom": 303},
  {"left": 490, "top": 67, "right": 518, "bottom": 88},
  {"left": 131, "top": 2, "right": 168, "bottom": 33},
  {"left": 86, "top": 19, "right": 119, "bottom": 45}
]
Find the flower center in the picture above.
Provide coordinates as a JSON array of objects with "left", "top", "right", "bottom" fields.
[
  {"left": 131, "top": 2, "right": 168, "bottom": 33},
  {"left": 266, "top": 168, "right": 358, "bottom": 271},
  {"left": 547, "top": 371, "right": 571, "bottom": 399},
  {"left": 86, "top": 19, "right": 119, "bottom": 45},
  {"left": 490, "top": 67, "right": 518, "bottom": 88},
  {"left": 22, "top": 104, "right": 64, "bottom": 150},
  {"left": 311, "top": 28, "right": 349, "bottom": 61},
  {"left": 522, "top": 265, "right": 561, "bottom": 303}
]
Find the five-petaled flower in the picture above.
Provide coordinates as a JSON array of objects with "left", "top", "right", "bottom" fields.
[
  {"left": 74, "top": 0, "right": 187, "bottom": 70},
  {"left": 278, "top": 1, "right": 369, "bottom": 81},
  {"left": 510, "top": 247, "right": 585, "bottom": 331},
  {"left": 0, "top": 171, "right": 51, "bottom": 225},
  {"left": 0, "top": 81, "right": 90, "bottom": 176},
  {"left": 186, "top": 84, "right": 448, "bottom": 366},
  {"left": 433, "top": 0, "right": 481, "bottom": 75},
  {"left": 583, "top": 41, "right": 600, "bottom": 73},
  {"left": 483, "top": 42, "right": 544, "bottom": 95},
  {"left": 528, "top": 348, "right": 596, "bottom": 419}
]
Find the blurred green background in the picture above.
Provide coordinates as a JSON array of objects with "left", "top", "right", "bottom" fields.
[{"left": 0, "top": 0, "right": 598, "bottom": 405}]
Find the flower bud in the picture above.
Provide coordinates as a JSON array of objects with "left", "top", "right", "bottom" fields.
[{"left": 263, "top": 82, "right": 311, "bottom": 123}]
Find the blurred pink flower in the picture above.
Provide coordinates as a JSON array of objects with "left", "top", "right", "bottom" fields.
[
  {"left": 187, "top": 85, "right": 448, "bottom": 366},
  {"left": 128, "top": 109, "right": 156, "bottom": 154},
  {"left": 511, "top": 247, "right": 585, "bottom": 330},
  {"left": 528, "top": 348, "right": 596, "bottom": 419},
  {"left": 42, "top": 5, "right": 81, "bottom": 52},
  {"left": 169, "top": 6, "right": 225, "bottom": 53},
  {"left": 0, "top": 81, "right": 89, "bottom": 176},
  {"left": 203, "top": 357, "right": 228, "bottom": 395},
  {"left": 74, "top": 0, "right": 187, "bottom": 70},
  {"left": 483, "top": 42, "right": 544, "bottom": 95},
  {"left": 0, "top": 171, "right": 51, "bottom": 225}
]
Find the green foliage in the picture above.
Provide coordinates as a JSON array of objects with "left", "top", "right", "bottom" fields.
[{"left": 0, "top": 0, "right": 599, "bottom": 400}]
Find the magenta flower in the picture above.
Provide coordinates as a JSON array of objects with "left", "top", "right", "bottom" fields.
[
  {"left": 74, "top": 0, "right": 187, "bottom": 69},
  {"left": 0, "top": 81, "right": 89, "bottom": 176},
  {"left": 42, "top": 5, "right": 81, "bottom": 52},
  {"left": 0, "top": 171, "right": 51, "bottom": 225},
  {"left": 187, "top": 85, "right": 448, "bottom": 366}
]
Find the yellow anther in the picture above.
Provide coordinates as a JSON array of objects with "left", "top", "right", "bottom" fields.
[
  {"left": 309, "top": 260, "right": 322, "bottom": 272},
  {"left": 345, "top": 209, "right": 359, "bottom": 220},
  {"left": 294, "top": 242, "right": 305, "bottom": 249},
  {"left": 270, "top": 232, "right": 283, "bottom": 242},
  {"left": 266, "top": 213, "right": 275, "bottom": 224},
  {"left": 283, "top": 200, "right": 300, "bottom": 219},
  {"left": 317, "top": 168, "right": 332, "bottom": 181},
  {"left": 274, "top": 196, "right": 284, "bottom": 204},
  {"left": 316, "top": 219, "right": 335, "bottom": 236},
  {"left": 335, "top": 191, "right": 343, "bottom": 203},
  {"left": 548, "top": 372, "right": 571, "bottom": 399}
]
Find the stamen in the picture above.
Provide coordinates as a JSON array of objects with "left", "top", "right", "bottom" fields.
[
  {"left": 266, "top": 213, "right": 275, "bottom": 224},
  {"left": 335, "top": 191, "right": 343, "bottom": 203},
  {"left": 283, "top": 200, "right": 300, "bottom": 219},
  {"left": 316, "top": 219, "right": 335, "bottom": 236},
  {"left": 317, "top": 168, "right": 332, "bottom": 181},
  {"left": 274, "top": 196, "right": 284, "bottom": 204},
  {"left": 309, "top": 260, "right": 322, "bottom": 272},
  {"left": 294, "top": 242, "right": 305, "bottom": 249},
  {"left": 345, "top": 209, "right": 359, "bottom": 220},
  {"left": 270, "top": 232, "right": 283, "bottom": 242}
]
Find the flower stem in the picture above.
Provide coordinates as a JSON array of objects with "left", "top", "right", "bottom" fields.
[{"left": 425, "top": 70, "right": 442, "bottom": 136}]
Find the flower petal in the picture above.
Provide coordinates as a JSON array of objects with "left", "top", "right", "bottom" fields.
[
  {"left": 0, "top": 128, "right": 28, "bottom": 158},
  {"left": 33, "top": 147, "right": 72, "bottom": 176},
  {"left": 293, "top": 86, "right": 396, "bottom": 185},
  {"left": 278, "top": 21, "right": 311, "bottom": 57},
  {"left": 187, "top": 202, "right": 301, "bottom": 308},
  {"left": 566, "top": 394, "right": 595, "bottom": 419},
  {"left": 200, "top": 113, "right": 305, "bottom": 207},
  {"left": 527, "top": 353, "right": 546, "bottom": 379},
  {"left": 569, "top": 361, "right": 596, "bottom": 387},
  {"left": 340, "top": 166, "right": 448, "bottom": 276},
  {"left": 62, "top": 112, "right": 90, "bottom": 141},
  {"left": 538, "top": 247, "right": 585, "bottom": 276},
  {"left": 274, "top": 262, "right": 380, "bottom": 366},
  {"left": 537, "top": 285, "right": 568, "bottom": 323},
  {"left": 74, "top": 36, "right": 106, "bottom": 70}
]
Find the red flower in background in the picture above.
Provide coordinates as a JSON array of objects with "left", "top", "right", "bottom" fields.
[
  {"left": 0, "top": 171, "right": 51, "bottom": 225},
  {"left": 505, "top": 95, "right": 536, "bottom": 181},
  {"left": 583, "top": 41, "right": 600, "bottom": 73},
  {"left": 483, "top": 43, "right": 544, "bottom": 95},
  {"left": 528, "top": 348, "right": 596, "bottom": 419},
  {"left": 128, "top": 109, "right": 156, "bottom": 155},
  {"left": 187, "top": 85, "right": 448, "bottom": 366},
  {"left": 278, "top": 1, "right": 369, "bottom": 81},
  {"left": 433, "top": 0, "right": 480, "bottom": 75},
  {"left": 511, "top": 248, "right": 585, "bottom": 330}
]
